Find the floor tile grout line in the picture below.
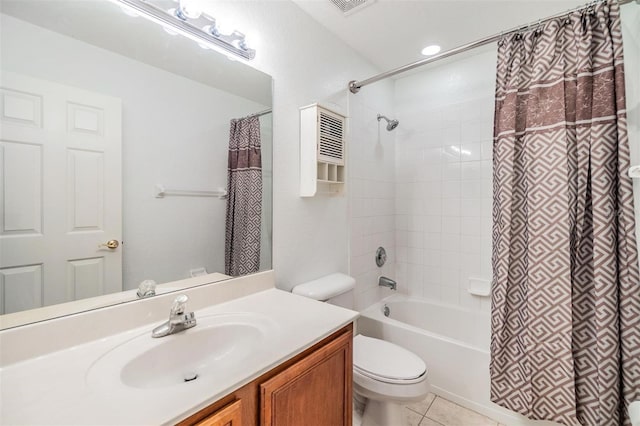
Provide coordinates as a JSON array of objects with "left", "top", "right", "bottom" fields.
[
  {"left": 425, "top": 394, "right": 437, "bottom": 413},
  {"left": 420, "top": 414, "right": 445, "bottom": 426},
  {"left": 425, "top": 395, "right": 500, "bottom": 425},
  {"left": 407, "top": 406, "right": 425, "bottom": 416},
  {"left": 425, "top": 395, "right": 444, "bottom": 417}
]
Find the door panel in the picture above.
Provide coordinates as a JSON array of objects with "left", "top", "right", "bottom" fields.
[
  {"left": 0, "top": 72, "right": 122, "bottom": 314},
  {"left": 67, "top": 149, "right": 104, "bottom": 232},
  {"left": 67, "top": 257, "right": 104, "bottom": 300},
  {"left": 0, "top": 264, "right": 43, "bottom": 314},
  {"left": 1, "top": 141, "right": 42, "bottom": 235}
]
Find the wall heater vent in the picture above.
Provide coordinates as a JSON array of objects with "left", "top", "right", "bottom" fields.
[
  {"left": 299, "top": 103, "right": 347, "bottom": 196},
  {"left": 317, "top": 109, "right": 345, "bottom": 164}
]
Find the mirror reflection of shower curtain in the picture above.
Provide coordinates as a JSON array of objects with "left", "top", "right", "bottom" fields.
[{"left": 225, "top": 116, "right": 262, "bottom": 276}]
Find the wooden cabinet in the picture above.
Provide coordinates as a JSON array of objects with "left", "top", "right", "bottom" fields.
[
  {"left": 194, "top": 400, "right": 242, "bottom": 426},
  {"left": 178, "top": 324, "right": 353, "bottom": 426},
  {"left": 260, "top": 330, "right": 352, "bottom": 426}
]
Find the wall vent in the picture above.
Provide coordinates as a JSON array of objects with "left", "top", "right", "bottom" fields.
[
  {"left": 318, "top": 109, "right": 344, "bottom": 165},
  {"left": 329, "top": 0, "right": 376, "bottom": 16},
  {"left": 299, "top": 103, "right": 347, "bottom": 196}
]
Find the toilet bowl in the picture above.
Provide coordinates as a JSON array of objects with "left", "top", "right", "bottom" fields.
[
  {"left": 353, "top": 335, "right": 429, "bottom": 426},
  {"left": 291, "top": 273, "right": 430, "bottom": 426}
]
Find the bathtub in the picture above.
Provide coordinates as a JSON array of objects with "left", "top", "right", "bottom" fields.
[{"left": 357, "top": 294, "right": 553, "bottom": 426}]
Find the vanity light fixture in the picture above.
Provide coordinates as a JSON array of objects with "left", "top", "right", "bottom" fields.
[
  {"left": 421, "top": 44, "right": 441, "bottom": 56},
  {"left": 114, "top": 0, "right": 256, "bottom": 60},
  {"left": 172, "top": 0, "right": 202, "bottom": 20}
]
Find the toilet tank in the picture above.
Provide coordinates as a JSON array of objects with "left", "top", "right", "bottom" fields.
[{"left": 292, "top": 273, "right": 355, "bottom": 309}]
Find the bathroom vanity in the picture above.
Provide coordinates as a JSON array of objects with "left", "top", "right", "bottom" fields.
[
  {"left": 0, "top": 271, "right": 358, "bottom": 425},
  {"left": 180, "top": 324, "right": 352, "bottom": 426}
]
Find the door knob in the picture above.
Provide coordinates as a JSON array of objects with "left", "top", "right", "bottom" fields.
[{"left": 99, "top": 240, "right": 120, "bottom": 249}]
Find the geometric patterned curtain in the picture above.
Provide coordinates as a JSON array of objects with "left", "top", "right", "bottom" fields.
[
  {"left": 224, "top": 116, "right": 262, "bottom": 276},
  {"left": 490, "top": 1, "right": 640, "bottom": 424}
]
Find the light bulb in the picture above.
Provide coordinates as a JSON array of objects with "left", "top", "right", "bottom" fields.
[
  {"left": 216, "top": 21, "right": 236, "bottom": 36},
  {"left": 421, "top": 45, "right": 441, "bottom": 56},
  {"left": 179, "top": 0, "right": 202, "bottom": 19},
  {"left": 203, "top": 24, "right": 220, "bottom": 37}
]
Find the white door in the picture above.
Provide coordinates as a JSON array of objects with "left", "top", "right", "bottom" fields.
[{"left": 0, "top": 72, "right": 122, "bottom": 314}]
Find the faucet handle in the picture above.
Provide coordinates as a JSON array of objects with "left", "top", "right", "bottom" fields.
[
  {"left": 170, "top": 294, "right": 189, "bottom": 315},
  {"left": 136, "top": 279, "right": 156, "bottom": 298}
]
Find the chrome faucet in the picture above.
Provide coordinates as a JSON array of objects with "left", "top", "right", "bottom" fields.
[
  {"left": 378, "top": 276, "right": 397, "bottom": 290},
  {"left": 152, "top": 294, "right": 197, "bottom": 338},
  {"left": 137, "top": 279, "right": 156, "bottom": 298}
]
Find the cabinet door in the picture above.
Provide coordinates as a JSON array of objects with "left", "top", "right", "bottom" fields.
[
  {"left": 195, "top": 400, "right": 242, "bottom": 426},
  {"left": 260, "top": 331, "right": 352, "bottom": 426}
]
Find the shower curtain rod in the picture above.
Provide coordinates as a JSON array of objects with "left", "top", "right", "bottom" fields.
[
  {"left": 246, "top": 108, "right": 272, "bottom": 118},
  {"left": 348, "top": 0, "right": 637, "bottom": 94}
]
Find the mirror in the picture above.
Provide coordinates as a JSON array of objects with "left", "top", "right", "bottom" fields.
[{"left": 0, "top": 0, "right": 273, "bottom": 329}]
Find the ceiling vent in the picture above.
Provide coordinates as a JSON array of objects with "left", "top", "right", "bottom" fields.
[{"left": 329, "top": 0, "right": 376, "bottom": 16}]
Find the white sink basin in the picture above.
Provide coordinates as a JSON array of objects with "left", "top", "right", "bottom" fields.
[{"left": 86, "top": 312, "right": 277, "bottom": 390}]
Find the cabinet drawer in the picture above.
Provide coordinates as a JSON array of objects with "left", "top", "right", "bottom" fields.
[{"left": 195, "top": 400, "right": 242, "bottom": 426}]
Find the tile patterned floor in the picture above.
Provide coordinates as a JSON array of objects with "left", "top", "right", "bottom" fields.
[
  {"left": 353, "top": 392, "right": 505, "bottom": 426},
  {"left": 404, "top": 393, "right": 504, "bottom": 426}
]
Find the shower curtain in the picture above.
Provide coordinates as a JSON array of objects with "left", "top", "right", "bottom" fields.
[
  {"left": 225, "top": 116, "right": 262, "bottom": 276},
  {"left": 490, "top": 1, "right": 640, "bottom": 425}
]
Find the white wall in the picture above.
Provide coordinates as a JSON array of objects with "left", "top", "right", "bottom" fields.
[
  {"left": 392, "top": 3, "right": 640, "bottom": 315},
  {"left": 198, "top": 1, "right": 391, "bottom": 292},
  {"left": 1, "top": 14, "right": 269, "bottom": 290}
]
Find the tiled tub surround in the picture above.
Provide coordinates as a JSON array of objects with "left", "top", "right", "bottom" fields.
[
  {"left": 393, "top": 46, "right": 496, "bottom": 312},
  {"left": 348, "top": 83, "right": 398, "bottom": 311},
  {"left": 0, "top": 271, "right": 358, "bottom": 425}
]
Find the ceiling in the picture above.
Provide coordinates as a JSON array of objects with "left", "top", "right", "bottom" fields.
[{"left": 292, "top": 0, "right": 586, "bottom": 76}]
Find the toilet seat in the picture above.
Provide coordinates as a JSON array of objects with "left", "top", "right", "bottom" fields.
[{"left": 353, "top": 335, "right": 427, "bottom": 385}]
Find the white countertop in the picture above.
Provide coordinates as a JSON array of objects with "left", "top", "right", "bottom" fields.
[{"left": 0, "top": 288, "right": 358, "bottom": 425}]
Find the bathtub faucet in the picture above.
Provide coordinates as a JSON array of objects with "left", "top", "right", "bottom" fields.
[{"left": 378, "top": 276, "right": 397, "bottom": 291}]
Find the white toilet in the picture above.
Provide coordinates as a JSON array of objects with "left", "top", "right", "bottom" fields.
[{"left": 292, "top": 273, "right": 430, "bottom": 426}]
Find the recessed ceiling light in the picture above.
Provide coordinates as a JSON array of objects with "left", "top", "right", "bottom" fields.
[{"left": 421, "top": 45, "right": 441, "bottom": 56}]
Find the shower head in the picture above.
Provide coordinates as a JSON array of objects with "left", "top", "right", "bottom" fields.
[{"left": 377, "top": 114, "right": 399, "bottom": 131}]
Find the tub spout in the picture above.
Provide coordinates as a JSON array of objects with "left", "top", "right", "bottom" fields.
[{"left": 378, "top": 276, "right": 397, "bottom": 291}]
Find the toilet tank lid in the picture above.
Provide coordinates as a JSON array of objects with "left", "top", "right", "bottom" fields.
[{"left": 292, "top": 273, "right": 355, "bottom": 301}]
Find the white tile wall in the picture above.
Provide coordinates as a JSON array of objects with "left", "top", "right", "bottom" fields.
[
  {"left": 394, "top": 46, "right": 498, "bottom": 312},
  {"left": 348, "top": 84, "right": 398, "bottom": 310}
]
